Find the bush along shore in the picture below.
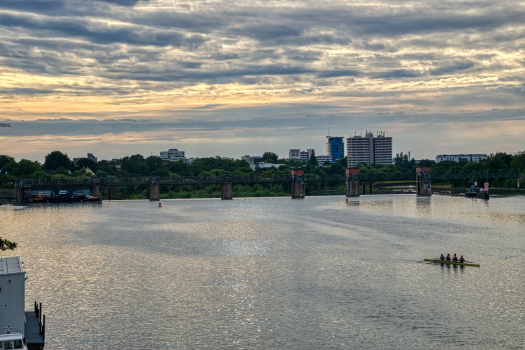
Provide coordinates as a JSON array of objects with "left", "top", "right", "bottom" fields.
[{"left": 1, "top": 151, "right": 523, "bottom": 199}]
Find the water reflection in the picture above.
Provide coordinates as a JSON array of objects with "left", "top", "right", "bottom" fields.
[
  {"left": 416, "top": 196, "right": 432, "bottom": 215},
  {"left": 2, "top": 195, "right": 524, "bottom": 349}
]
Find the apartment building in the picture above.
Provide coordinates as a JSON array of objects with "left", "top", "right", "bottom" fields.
[
  {"left": 347, "top": 131, "right": 392, "bottom": 167},
  {"left": 160, "top": 149, "right": 185, "bottom": 163}
]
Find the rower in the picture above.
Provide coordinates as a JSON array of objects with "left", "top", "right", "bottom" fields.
[
  {"left": 459, "top": 255, "right": 465, "bottom": 263},
  {"left": 453, "top": 254, "right": 458, "bottom": 262},
  {"left": 440, "top": 254, "right": 445, "bottom": 261},
  {"left": 446, "top": 254, "right": 451, "bottom": 261}
]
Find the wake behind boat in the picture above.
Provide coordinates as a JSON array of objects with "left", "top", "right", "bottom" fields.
[{"left": 424, "top": 259, "right": 480, "bottom": 267}]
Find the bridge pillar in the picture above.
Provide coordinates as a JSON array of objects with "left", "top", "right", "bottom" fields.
[
  {"left": 220, "top": 175, "right": 233, "bottom": 200},
  {"left": 416, "top": 166, "right": 432, "bottom": 196},
  {"left": 13, "top": 180, "right": 24, "bottom": 205},
  {"left": 346, "top": 168, "right": 360, "bottom": 197},
  {"left": 149, "top": 177, "right": 160, "bottom": 201},
  {"left": 221, "top": 182, "right": 233, "bottom": 200},
  {"left": 92, "top": 179, "right": 102, "bottom": 200},
  {"left": 291, "top": 169, "right": 305, "bottom": 199}
]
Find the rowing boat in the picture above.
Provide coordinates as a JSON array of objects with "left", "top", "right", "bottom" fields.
[{"left": 424, "top": 259, "right": 480, "bottom": 267}]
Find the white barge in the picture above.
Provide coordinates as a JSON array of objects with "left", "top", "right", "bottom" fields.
[{"left": 0, "top": 257, "right": 45, "bottom": 350}]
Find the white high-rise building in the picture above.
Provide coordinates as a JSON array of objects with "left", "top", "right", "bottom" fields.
[
  {"left": 160, "top": 149, "right": 185, "bottom": 163},
  {"left": 347, "top": 131, "right": 392, "bottom": 167}
]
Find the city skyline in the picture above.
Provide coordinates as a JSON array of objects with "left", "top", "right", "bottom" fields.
[{"left": 0, "top": 0, "right": 524, "bottom": 161}]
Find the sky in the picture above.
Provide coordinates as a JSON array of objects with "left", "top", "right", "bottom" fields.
[{"left": 0, "top": 0, "right": 524, "bottom": 162}]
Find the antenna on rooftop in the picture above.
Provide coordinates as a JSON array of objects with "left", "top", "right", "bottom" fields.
[{"left": 328, "top": 127, "right": 330, "bottom": 136}]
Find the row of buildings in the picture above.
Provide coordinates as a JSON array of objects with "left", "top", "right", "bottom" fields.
[
  {"left": 74, "top": 135, "right": 487, "bottom": 168},
  {"left": 288, "top": 132, "right": 394, "bottom": 167}
]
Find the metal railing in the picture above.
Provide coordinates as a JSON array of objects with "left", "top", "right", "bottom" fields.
[
  {"left": 9, "top": 168, "right": 520, "bottom": 188},
  {"left": 428, "top": 168, "right": 520, "bottom": 180}
]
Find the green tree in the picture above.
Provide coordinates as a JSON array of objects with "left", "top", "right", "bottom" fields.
[
  {"left": 5, "top": 159, "right": 42, "bottom": 177},
  {"left": 308, "top": 150, "right": 318, "bottom": 166},
  {"left": 43, "top": 151, "right": 73, "bottom": 171},
  {"left": 0, "top": 237, "right": 17, "bottom": 251},
  {"left": 121, "top": 156, "right": 149, "bottom": 176},
  {"left": 0, "top": 155, "right": 15, "bottom": 169},
  {"left": 55, "top": 167, "right": 70, "bottom": 175},
  {"left": 262, "top": 152, "right": 278, "bottom": 164},
  {"left": 145, "top": 156, "right": 164, "bottom": 172},
  {"left": 510, "top": 151, "right": 525, "bottom": 171},
  {"left": 167, "top": 160, "right": 189, "bottom": 175},
  {"left": 76, "top": 158, "right": 98, "bottom": 172}
]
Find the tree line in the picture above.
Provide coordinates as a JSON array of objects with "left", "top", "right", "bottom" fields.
[{"left": 1, "top": 150, "right": 524, "bottom": 199}]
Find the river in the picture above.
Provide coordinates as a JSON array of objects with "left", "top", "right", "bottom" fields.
[{"left": 1, "top": 194, "right": 525, "bottom": 349}]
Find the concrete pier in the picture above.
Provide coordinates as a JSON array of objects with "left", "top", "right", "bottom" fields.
[
  {"left": 291, "top": 169, "right": 305, "bottom": 199},
  {"left": 148, "top": 177, "right": 160, "bottom": 201},
  {"left": 92, "top": 179, "right": 102, "bottom": 199},
  {"left": 416, "top": 166, "right": 432, "bottom": 196},
  {"left": 346, "top": 168, "right": 360, "bottom": 197},
  {"left": 221, "top": 182, "right": 233, "bottom": 200},
  {"left": 221, "top": 176, "right": 233, "bottom": 200},
  {"left": 14, "top": 180, "right": 24, "bottom": 205}
]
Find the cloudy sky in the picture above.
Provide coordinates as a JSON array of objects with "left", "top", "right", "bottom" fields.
[{"left": 1, "top": 0, "right": 524, "bottom": 162}]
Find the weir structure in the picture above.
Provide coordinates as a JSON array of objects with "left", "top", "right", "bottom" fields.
[
  {"left": 416, "top": 166, "right": 432, "bottom": 196},
  {"left": 3, "top": 168, "right": 521, "bottom": 204},
  {"left": 291, "top": 169, "right": 305, "bottom": 199},
  {"left": 346, "top": 168, "right": 360, "bottom": 197}
]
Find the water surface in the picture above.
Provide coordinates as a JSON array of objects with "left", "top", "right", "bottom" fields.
[{"left": 1, "top": 195, "right": 524, "bottom": 349}]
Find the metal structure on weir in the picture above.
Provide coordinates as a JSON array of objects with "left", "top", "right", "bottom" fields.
[{"left": 0, "top": 168, "right": 521, "bottom": 204}]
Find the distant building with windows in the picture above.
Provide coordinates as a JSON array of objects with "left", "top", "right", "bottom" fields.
[
  {"left": 316, "top": 155, "right": 332, "bottom": 166},
  {"left": 241, "top": 155, "right": 263, "bottom": 165},
  {"left": 73, "top": 153, "right": 98, "bottom": 167},
  {"left": 435, "top": 154, "right": 487, "bottom": 163},
  {"left": 289, "top": 149, "right": 314, "bottom": 162},
  {"left": 326, "top": 136, "right": 345, "bottom": 163},
  {"left": 215, "top": 156, "right": 235, "bottom": 161},
  {"left": 347, "top": 131, "right": 392, "bottom": 167},
  {"left": 87, "top": 153, "right": 97, "bottom": 163},
  {"left": 250, "top": 162, "right": 281, "bottom": 170},
  {"left": 160, "top": 149, "right": 185, "bottom": 163}
]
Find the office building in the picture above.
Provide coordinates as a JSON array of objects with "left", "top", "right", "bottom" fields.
[
  {"left": 289, "top": 149, "right": 314, "bottom": 162},
  {"left": 435, "top": 154, "right": 487, "bottom": 163},
  {"left": 289, "top": 149, "right": 301, "bottom": 160},
  {"left": 316, "top": 155, "right": 332, "bottom": 166},
  {"left": 347, "top": 131, "right": 392, "bottom": 167},
  {"left": 326, "top": 136, "right": 344, "bottom": 163},
  {"left": 160, "top": 149, "right": 185, "bottom": 163},
  {"left": 241, "top": 155, "right": 263, "bottom": 165}
]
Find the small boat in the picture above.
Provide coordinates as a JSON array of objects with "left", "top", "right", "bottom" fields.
[
  {"left": 0, "top": 329, "right": 28, "bottom": 349},
  {"left": 424, "top": 259, "right": 480, "bottom": 267}
]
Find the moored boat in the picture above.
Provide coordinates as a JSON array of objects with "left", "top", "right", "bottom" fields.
[
  {"left": 424, "top": 259, "right": 480, "bottom": 267},
  {"left": 0, "top": 257, "right": 45, "bottom": 349},
  {"left": 0, "top": 330, "right": 28, "bottom": 349}
]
